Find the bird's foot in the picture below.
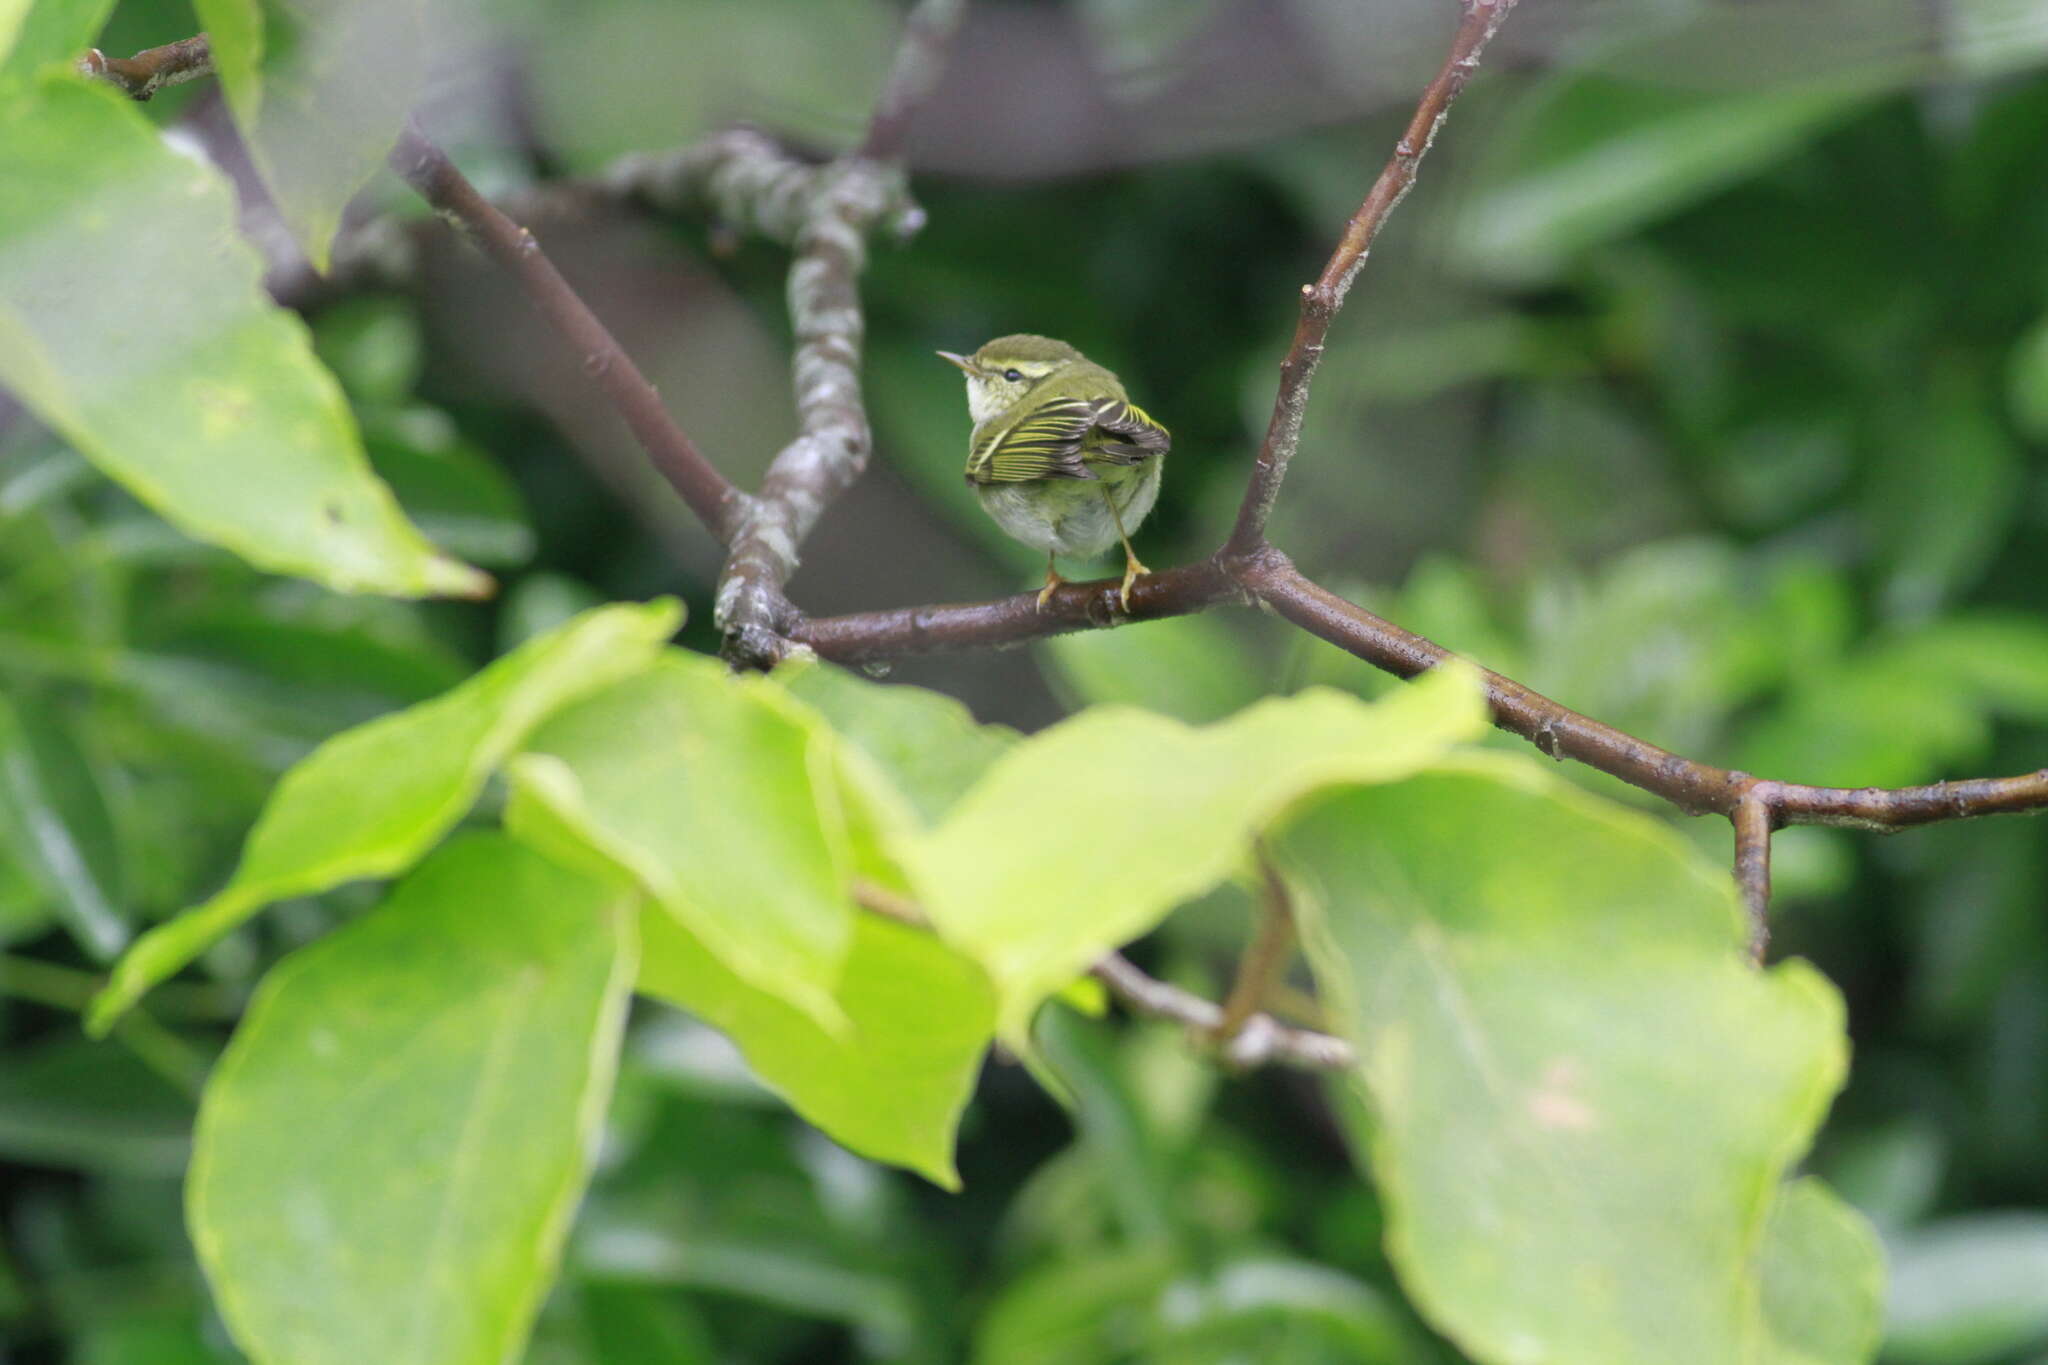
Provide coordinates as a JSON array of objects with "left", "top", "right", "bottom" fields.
[
  {"left": 1119, "top": 555, "right": 1151, "bottom": 612},
  {"left": 1036, "top": 566, "right": 1067, "bottom": 612}
]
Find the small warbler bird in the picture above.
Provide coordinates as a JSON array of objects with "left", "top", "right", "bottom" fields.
[{"left": 939, "top": 335, "right": 1170, "bottom": 609}]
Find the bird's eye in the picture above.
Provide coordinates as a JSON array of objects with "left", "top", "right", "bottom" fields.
[{"left": 1002, "top": 368, "right": 1023, "bottom": 382}]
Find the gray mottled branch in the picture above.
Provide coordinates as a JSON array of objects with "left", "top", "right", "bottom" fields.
[
  {"left": 713, "top": 0, "right": 965, "bottom": 667},
  {"left": 1092, "top": 953, "right": 1354, "bottom": 1071},
  {"left": 715, "top": 156, "right": 911, "bottom": 665}
]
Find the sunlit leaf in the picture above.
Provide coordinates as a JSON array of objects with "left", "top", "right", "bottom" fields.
[
  {"left": 911, "top": 667, "right": 1487, "bottom": 1041},
  {"left": 514, "top": 654, "right": 864, "bottom": 1032},
  {"left": 189, "top": 833, "right": 636, "bottom": 1365},
  {"left": 633, "top": 906, "right": 991, "bottom": 1189},
  {"left": 88, "top": 600, "right": 681, "bottom": 1033},
  {"left": 776, "top": 661, "right": 1018, "bottom": 825},
  {"left": 0, "top": 0, "right": 112, "bottom": 84},
  {"left": 1757, "top": 1179, "right": 1885, "bottom": 1365},
  {"left": 1040, "top": 613, "right": 1268, "bottom": 724},
  {"left": 0, "top": 78, "right": 487, "bottom": 597},
  {"left": 1284, "top": 757, "right": 1872, "bottom": 1364}
]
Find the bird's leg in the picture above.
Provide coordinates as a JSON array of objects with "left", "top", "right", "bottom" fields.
[
  {"left": 1101, "top": 487, "right": 1149, "bottom": 610},
  {"left": 1036, "top": 552, "right": 1065, "bottom": 611}
]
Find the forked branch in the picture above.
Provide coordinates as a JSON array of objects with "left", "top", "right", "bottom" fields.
[{"left": 82, "top": 0, "right": 2048, "bottom": 1053}]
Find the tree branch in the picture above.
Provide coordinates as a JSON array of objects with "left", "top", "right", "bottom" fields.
[
  {"left": 852, "top": 881, "right": 1352, "bottom": 1071},
  {"left": 716, "top": 0, "right": 969, "bottom": 668},
  {"left": 385, "top": 123, "right": 747, "bottom": 543},
  {"left": 84, "top": 7, "right": 2048, "bottom": 988},
  {"left": 77, "top": 34, "right": 214, "bottom": 99},
  {"left": 1224, "top": 0, "right": 1518, "bottom": 558},
  {"left": 1216, "top": 847, "right": 1298, "bottom": 1040},
  {"left": 1092, "top": 953, "right": 1353, "bottom": 1071}
]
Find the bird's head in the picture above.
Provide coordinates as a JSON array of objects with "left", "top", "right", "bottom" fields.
[{"left": 937, "top": 334, "right": 1084, "bottom": 424}]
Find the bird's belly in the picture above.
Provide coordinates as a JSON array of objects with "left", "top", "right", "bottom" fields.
[{"left": 974, "top": 458, "right": 1161, "bottom": 558}]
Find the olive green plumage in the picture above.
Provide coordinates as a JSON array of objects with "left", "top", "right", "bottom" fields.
[{"left": 937, "top": 334, "right": 1171, "bottom": 607}]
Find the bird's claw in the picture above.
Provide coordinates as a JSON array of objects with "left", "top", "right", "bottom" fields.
[{"left": 1118, "top": 557, "right": 1150, "bottom": 612}]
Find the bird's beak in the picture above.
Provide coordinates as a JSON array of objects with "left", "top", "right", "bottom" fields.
[{"left": 935, "top": 351, "right": 977, "bottom": 375}]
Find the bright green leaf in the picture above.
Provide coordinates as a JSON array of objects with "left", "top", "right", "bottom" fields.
[
  {"left": 911, "top": 666, "right": 1487, "bottom": 1041},
  {"left": 0, "top": 0, "right": 29, "bottom": 70},
  {"left": 194, "top": 0, "right": 440, "bottom": 269},
  {"left": 0, "top": 0, "right": 112, "bottom": 83},
  {"left": 515, "top": 653, "right": 864, "bottom": 1032},
  {"left": 1756, "top": 1179, "right": 1885, "bottom": 1365},
  {"left": 88, "top": 599, "right": 680, "bottom": 1033},
  {"left": 1040, "top": 613, "right": 1268, "bottom": 724},
  {"left": 0, "top": 78, "right": 486, "bottom": 598},
  {"left": 776, "top": 661, "right": 1018, "bottom": 825},
  {"left": 189, "top": 832, "right": 636, "bottom": 1365},
  {"left": 633, "top": 905, "right": 991, "bottom": 1189},
  {"left": 1285, "top": 758, "right": 1865, "bottom": 1365}
]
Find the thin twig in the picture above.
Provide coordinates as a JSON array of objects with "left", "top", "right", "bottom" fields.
[
  {"left": 852, "top": 881, "right": 1351, "bottom": 1070},
  {"left": 1092, "top": 953, "right": 1353, "bottom": 1071},
  {"left": 1216, "top": 847, "right": 1297, "bottom": 1039},
  {"left": 386, "top": 124, "right": 747, "bottom": 544},
  {"left": 860, "top": 0, "right": 969, "bottom": 160},
  {"left": 78, "top": 33, "right": 214, "bottom": 99},
  {"left": 1732, "top": 791, "right": 1776, "bottom": 964},
  {"left": 1224, "top": 0, "right": 1518, "bottom": 558}
]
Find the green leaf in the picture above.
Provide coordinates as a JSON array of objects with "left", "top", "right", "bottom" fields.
[
  {"left": 1455, "top": 75, "right": 1869, "bottom": 283},
  {"left": 511, "top": 654, "right": 867, "bottom": 1033},
  {"left": 1040, "top": 613, "right": 1268, "bottom": 724},
  {"left": 775, "top": 660, "right": 1018, "bottom": 825},
  {"left": 87, "top": 599, "right": 681, "bottom": 1033},
  {"left": 0, "top": 693, "right": 127, "bottom": 960},
  {"left": 971, "top": 1246, "right": 1184, "bottom": 1365},
  {"left": 632, "top": 905, "right": 991, "bottom": 1189},
  {"left": 189, "top": 832, "right": 636, "bottom": 1365},
  {"left": 1863, "top": 367, "right": 2022, "bottom": 618},
  {"left": 2006, "top": 310, "right": 2048, "bottom": 440},
  {"left": 1154, "top": 1256, "right": 1421, "bottom": 1363},
  {"left": 1885, "top": 1213, "right": 2048, "bottom": 1365},
  {"left": 910, "top": 666, "right": 1487, "bottom": 1041},
  {"left": 1756, "top": 1179, "right": 1884, "bottom": 1365},
  {"left": 193, "top": 0, "right": 439, "bottom": 269},
  {"left": 0, "top": 1038, "right": 191, "bottom": 1175},
  {"left": 0, "top": 0, "right": 29, "bottom": 70},
  {"left": 364, "top": 417, "right": 536, "bottom": 569},
  {"left": 0, "top": 0, "right": 112, "bottom": 84},
  {"left": 1283, "top": 757, "right": 1866, "bottom": 1365},
  {"left": 0, "top": 77, "right": 486, "bottom": 598}
]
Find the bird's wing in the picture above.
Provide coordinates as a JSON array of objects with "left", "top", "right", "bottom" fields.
[
  {"left": 966, "top": 397, "right": 1171, "bottom": 484},
  {"left": 965, "top": 397, "right": 1100, "bottom": 484},
  {"left": 1082, "top": 398, "right": 1171, "bottom": 467}
]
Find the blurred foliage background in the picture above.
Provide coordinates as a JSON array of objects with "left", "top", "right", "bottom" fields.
[{"left": 4, "top": 0, "right": 2048, "bottom": 1359}]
